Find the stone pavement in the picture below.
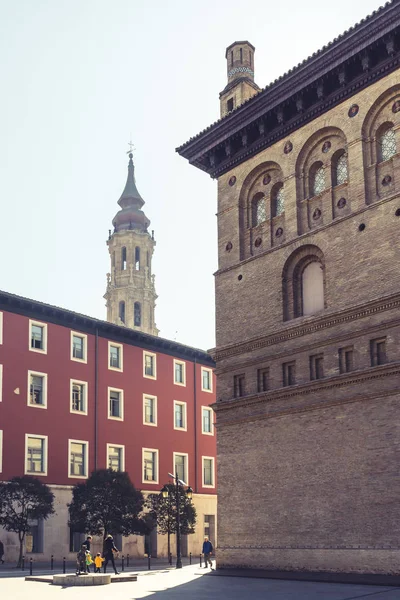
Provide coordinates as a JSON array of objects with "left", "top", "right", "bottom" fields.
[{"left": 1, "top": 563, "right": 400, "bottom": 599}]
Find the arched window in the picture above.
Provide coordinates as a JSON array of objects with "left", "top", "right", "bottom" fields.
[
  {"left": 121, "top": 247, "right": 127, "bottom": 270},
  {"left": 378, "top": 126, "right": 396, "bottom": 162},
  {"left": 272, "top": 185, "right": 284, "bottom": 217},
  {"left": 302, "top": 262, "right": 324, "bottom": 316},
  {"left": 119, "top": 301, "right": 125, "bottom": 324},
  {"left": 312, "top": 164, "right": 326, "bottom": 196},
  {"left": 333, "top": 153, "right": 348, "bottom": 186},
  {"left": 135, "top": 247, "right": 140, "bottom": 271},
  {"left": 134, "top": 302, "right": 141, "bottom": 326},
  {"left": 252, "top": 194, "right": 266, "bottom": 226}
]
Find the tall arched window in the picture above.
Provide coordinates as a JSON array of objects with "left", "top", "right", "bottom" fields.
[
  {"left": 134, "top": 302, "right": 141, "bottom": 326},
  {"left": 119, "top": 301, "right": 125, "bottom": 324},
  {"left": 135, "top": 247, "right": 140, "bottom": 271},
  {"left": 333, "top": 153, "right": 348, "bottom": 186},
  {"left": 312, "top": 164, "right": 326, "bottom": 196},
  {"left": 121, "top": 247, "right": 127, "bottom": 270},
  {"left": 252, "top": 194, "right": 266, "bottom": 226},
  {"left": 378, "top": 126, "right": 396, "bottom": 162},
  {"left": 302, "top": 262, "right": 324, "bottom": 316},
  {"left": 272, "top": 185, "right": 284, "bottom": 217}
]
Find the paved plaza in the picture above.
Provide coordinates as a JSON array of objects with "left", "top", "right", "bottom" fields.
[{"left": 1, "top": 564, "right": 400, "bottom": 600}]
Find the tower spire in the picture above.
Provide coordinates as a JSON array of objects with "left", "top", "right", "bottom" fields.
[{"left": 112, "top": 154, "right": 150, "bottom": 233}]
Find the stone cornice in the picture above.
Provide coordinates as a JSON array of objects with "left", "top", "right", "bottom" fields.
[{"left": 211, "top": 292, "right": 400, "bottom": 362}]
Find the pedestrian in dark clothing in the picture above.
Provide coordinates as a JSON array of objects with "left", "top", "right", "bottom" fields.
[
  {"left": 85, "top": 536, "right": 92, "bottom": 572},
  {"left": 0, "top": 540, "right": 4, "bottom": 564},
  {"left": 202, "top": 537, "right": 214, "bottom": 569},
  {"left": 103, "top": 534, "right": 119, "bottom": 575}
]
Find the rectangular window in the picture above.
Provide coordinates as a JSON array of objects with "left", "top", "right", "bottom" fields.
[
  {"left": 71, "top": 331, "right": 87, "bottom": 363},
  {"left": 204, "top": 514, "right": 215, "bottom": 542},
  {"left": 143, "top": 448, "right": 158, "bottom": 484},
  {"left": 202, "top": 457, "right": 215, "bottom": 487},
  {"left": 109, "top": 342, "right": 123, "bottom": 371},
  {"left": 107, "top": 444, "right": 125, "bottom": 471},
  {"left": 202, "top": 407, "right": 213, "bottom": 435},
  {"left": 25, "top": 435, "right": 47, "bottom": 476},
  {"left": 27, "top": 371, "right": 47, "bottom": 408},
  {"left": 26, "top": 518, "right": 44, "bottom": 553},
  {"left": 29, "top": 320, "right": 47, "bottom": 353},
  {"left": 310, "top": 354, "right": 324, "bottom": 381},
  {"left": 143, "top": 394, "right": 157, "bottom": 426},
  {"left": 257, "top": 368, "right": 269, "bottom": 392},
  {"left": 108, "top": 387, "right": 124, "bottom": 420},
  {"left": 69, "top": 439, "right": 88, "bottom": 478},
  {"left": 70, "top": 380, "right": 88, "bottom": 414},
  {"left": 283, "top": 361, "right": 296, "bottom": 387},
  {"left": 174, "top": 360, "right": 186, "bottom": 386},
  {"left": 174, "top": 453, "right": 188, "bottom": 484},
  {"left": 234, "top": 374, "right": 245, "bottom": 398},
  {"left": 227, "top": 98, "right": 234, "bottom": 112},
  {"left": 201, "top": 367, "right": 213, "bottom": 392},
  {"left": 174, "top": 401, "right": 187, "bottom": 430},
  {"left": 69, "top": 528, "right": 85, "bottom": 553},
  {"left": 143, "top": 352, "right": 157, "bottom": 379},
  {"left": 371, "top": 337, "right": 387, "bottom": 366},
  {"left": 339, "top": 346, "right": 354, "bottom": 374}
]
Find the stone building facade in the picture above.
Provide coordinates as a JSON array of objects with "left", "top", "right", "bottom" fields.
[{"left": 177, "top": 1, "right": 400, "bottom": 574}]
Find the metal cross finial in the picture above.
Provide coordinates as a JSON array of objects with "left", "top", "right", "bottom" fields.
[{"left": 127, "top": 137, "right": 135, "bottom": 155}]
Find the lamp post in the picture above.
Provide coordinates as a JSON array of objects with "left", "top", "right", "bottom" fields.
[{"left": 161, "top": 472, "right": 193, "bottom": 569}]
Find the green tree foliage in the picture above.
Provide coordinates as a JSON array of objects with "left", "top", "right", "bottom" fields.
[
  {"left": 68, "top": 469, "right": 146, "bottom": 540},
  {"left": 146, "top": 483, "right": 197, "bottom": 557},
  {"left": 0, "top": 476, "right": 55, "bottom": 567}
]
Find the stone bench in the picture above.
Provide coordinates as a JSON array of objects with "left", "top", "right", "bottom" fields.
[{"left": 53, "top": 574, "right": 111, "bottom": 586}]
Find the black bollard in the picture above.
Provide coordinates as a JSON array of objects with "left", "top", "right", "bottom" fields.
[
  {"left": 21, "top": 556, "right": 25, "bottom": 571},
  {"left": 127, "top": 553, "right": 129, "bottom": 567},
  {"left": 63, "top": 557, "right": 66, "bottom": 574},
  {"left": 122, "top": 554, "right": 125, "bottom": 572},
  {"left": 29, "top": 557, "right": 33, "bottom": 576},
  {"left": 51, "top": 554, "right": 54, "bottom": 570},
  {"left": 190, "top": 552, "right": 192, "bottom": 565},
  {"left": 200, "top": 554, "right": 202, "bottom": 568},
  {"left": 148, "top": 554, "right": 151, "bottom": 570}
]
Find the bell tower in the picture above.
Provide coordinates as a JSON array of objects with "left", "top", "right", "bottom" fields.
[
  {"left": 104, "top": 153, "right": 159, "bottom": 336},
  {"left": 220, "top": 41, "right": 260, "bottom": 118}
]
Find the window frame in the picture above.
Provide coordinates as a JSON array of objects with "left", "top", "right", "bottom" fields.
[
  {"left": 142, "top": 447, "right": 159, "bottom": 485},
  {"left": 143, "top": 351, "right": 157, "bottom": 380},
  {"left": 29, "top": 320, "right": 48, "bottom": 354},
  {"left": 283, "top": 361, "right": 296, "bottom": 387},
  {"left": 173, "top": 400, "right": 187, "bottom": 431},
  {"left": 25, "top": 434, "right": 48, "bottom": 477},
  {"left": 173, "top": 359, "right": 186, "bottom": 387},
  {"left": 339, "top": 346, "right": 354, "bottom": 374},
  {"left": 108, "top": 341, "right": 123, "bottom": 372},
  {"left": 370, "top": 337, "right": 387, "bottom": 367},
  {"left": 68, "top": 439, "right": 89, "bottom": 479},
  {"left": 202, "top": 456, "right": 215, "bottom": 488},
  {"left": 143, "top": 394, "right": 157, "bottom": 426},
  {"left": 108, "top": 386, "right": 124, "bottom": 421},
  {"left": 201, "top": 367, "right": 213, "bottom": 393},
  {"left": 107, "top": 443, "right": 125, "bottom": 472},
  {"left": 173, "top": 452, "right": 189, "bottom": 485},
  {"left": 27, "top": 370, "right": 48, "bottom": 409},
  {"left": 310, "top": 354, "right": 324, "bottom": 381},
  {"left": 70, "top": 331, "right": 87, "bottom": 363},
  {"left": 70, "top": 379, "right": 88, "bottom": 415},
  {"left": 201, "top": 406, "right": 214, "bottom": 436}
]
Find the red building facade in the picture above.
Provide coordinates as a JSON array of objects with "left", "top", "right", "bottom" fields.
[{"left": 0, "top": 290, "right": 216, "bottom": 560}]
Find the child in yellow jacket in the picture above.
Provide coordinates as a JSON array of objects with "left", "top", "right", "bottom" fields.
[{"left": 94, "top": 552, "right": 104, "bottom": 573}]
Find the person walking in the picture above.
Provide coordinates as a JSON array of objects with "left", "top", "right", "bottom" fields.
[
  {"left": 103, "top": 534, "right": 119, "bottom": 575},
  {"left": 94, "top": 552, "right": 104, "bottom": 573},
  {"left": 202, "top": 536, "right": 214, "bottom": 570},
  {"left": 84, "top": 536, "right": 93, "bottom": 572},
  {"left": 0, "top": 540, "right": 4, "bottom": 564}
]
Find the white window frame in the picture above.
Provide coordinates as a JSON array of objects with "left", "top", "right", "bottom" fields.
[
  {"left": 0, "top": 312, "right": 3, "bottom": 345},
  {"left": 70, "top": 379, "right": 88, "bottom": 415},
  {"left": 29, "top": 320, "right": 48, "bottom": 354},
  {"left": 107, "top": 443, "right": 125, "bottom": 472},
  {"left": 0, "top": 430, "right": 3, "bottom": 473},
  {"left": 143, "top": 394, "right": 157, "bottom": 427},
  {"left": 173, "top": 452, "right": 189, "bottom": 485},
  {"left": 25, "top": 434, "right": 48, "bottom": 477},
  {"left": 201, "top": 406, "right": 214, "bottom": 436},
  {"left": 108, "top": 341, "right": 123, "bottom": 372},
  {"left": 70, "top": 331, "right": 87, "bottom": 363},
  {"left": 173, "top": 400, "right": 187, "bottom": 431},
  {"left": 68, "top": 439, "right": 89, "bottom": 479},
  {"left": 202, "top": 456, "right": 215, "bottom": 488},
  {"left": 201, "top": 367, "right": 213, "bottom": 393},
  {"left": 142, "top": 447, "right": 159, "bottom": 485},
  {"left": 27, "top": 370, "right": 48, "bottom": 409},
  {"left": 143, "top": 351, "right": 157, "bottom": 380},
  {"left": 173, "top": 359, "right": 186, "bottom": 387},
  {"left": 108, "top": 387, "right": 124, "bottom": 421}
]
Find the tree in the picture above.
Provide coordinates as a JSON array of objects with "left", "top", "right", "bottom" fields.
[
  {"left": 0, "top": 476, "right": 55, "bottom": 567},
  {"left": 68, "top": 469, "right": 146, "bottom": 541},
  {"left": 146, "top": 483, "right": 197, "bottom": 559}
]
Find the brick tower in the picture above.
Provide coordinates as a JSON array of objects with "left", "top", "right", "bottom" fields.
[
  {"left": 219, "top": 41, "right": 260, "bottom": 118},
  {"left": 104, "top": 153, "right": 158, "bottom": 335}
]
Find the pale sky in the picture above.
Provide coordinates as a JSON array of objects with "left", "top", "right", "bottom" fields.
[{"left": 0, "top": 0, "right": 382, "bottom": 351}]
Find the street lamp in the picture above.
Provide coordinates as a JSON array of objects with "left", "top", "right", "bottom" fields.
[{"left": 161, "top": 472, "right": 193, "bottom": 569}]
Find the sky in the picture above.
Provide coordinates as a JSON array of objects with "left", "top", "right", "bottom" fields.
[{"left": 0, "top": 0, "right": 383, "bottom": 351}]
